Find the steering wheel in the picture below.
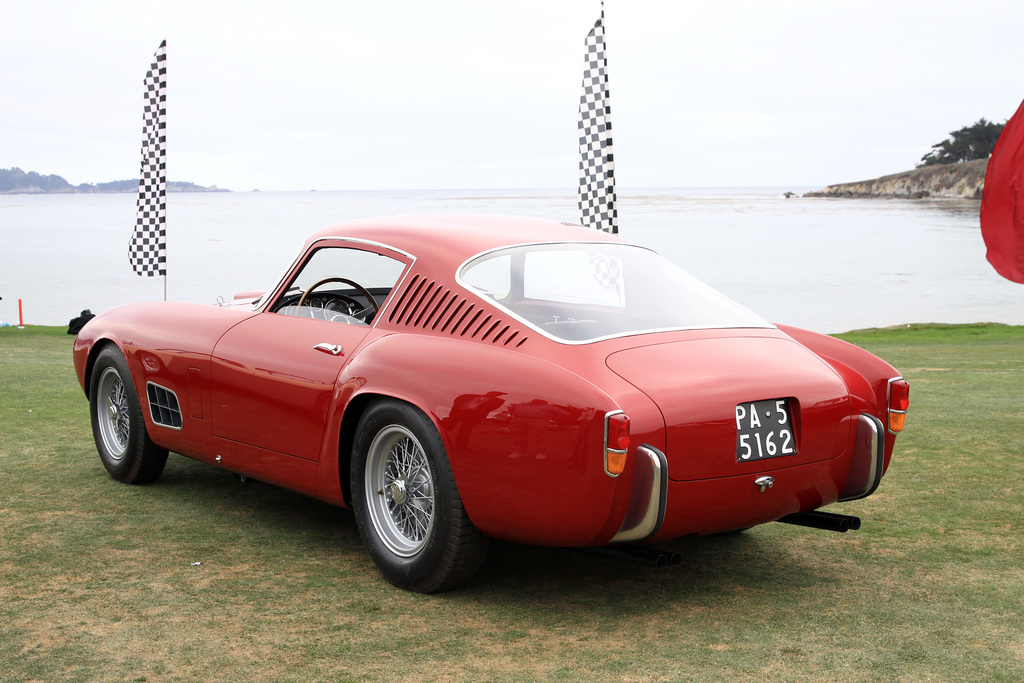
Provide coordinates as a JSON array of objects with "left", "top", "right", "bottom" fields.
[{"left": 297, "top": 277, "right": 380, "bottom": 316}]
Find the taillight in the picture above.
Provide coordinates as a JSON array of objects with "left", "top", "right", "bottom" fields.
[
  {"left": 604, "top": 411, "right": 630, "bottom": 477},
  {"left": 888, "top": 378, "right": 910, "bottom": 433}
]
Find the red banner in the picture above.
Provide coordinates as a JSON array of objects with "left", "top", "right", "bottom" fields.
[{"left": 980, "top": 98, "right": 1024, "bottom": 283}]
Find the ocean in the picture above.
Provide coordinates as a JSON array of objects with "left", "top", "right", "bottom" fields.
[{"left": 1, "top": 188, "right": 1019, "bottom": 333}]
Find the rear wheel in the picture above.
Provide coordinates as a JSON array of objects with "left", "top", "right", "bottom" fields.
[
  {"left": 89, "top": 345, "right": 168, "bottom": 484},
  {"left": 351, "top": 400, "right": 488, "bottom": 592}
]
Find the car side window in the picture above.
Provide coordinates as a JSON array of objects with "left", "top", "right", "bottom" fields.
[
  {"left": 271, "top": 246, "right": 406, "bottom": 324},
  {"left": 461, "top": 252, "right": 512, "bottom": 301}
]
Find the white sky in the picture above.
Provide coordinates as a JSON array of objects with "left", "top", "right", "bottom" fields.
[{"left": 3, "top": 0, "right": 1023, "bottom": 191}]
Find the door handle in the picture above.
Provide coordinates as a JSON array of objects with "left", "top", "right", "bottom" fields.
[{"left": 313, "top": 343, "right": 344, "bottom": 356}]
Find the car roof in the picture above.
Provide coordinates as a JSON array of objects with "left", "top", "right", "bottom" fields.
[{"left": 306, "top": 214, "right": 628, "bottom": 269}]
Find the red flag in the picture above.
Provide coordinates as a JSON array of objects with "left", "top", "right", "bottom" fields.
[{"left": 980, "top": 97, "right": 1024, "bottom": 283}]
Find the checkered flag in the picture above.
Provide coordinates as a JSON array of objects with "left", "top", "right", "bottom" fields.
[
  {"left": 589, "top": 251, "right": 625, "bottom": 304},
  {"left": 578, "top": 6, "right": 617, "bottom": 234},
  {"left": 589, "top": 251, "right": 623, "bottom": 290},
  {"left": 129, "top": 40, "right": 167, "bottom": 277}
]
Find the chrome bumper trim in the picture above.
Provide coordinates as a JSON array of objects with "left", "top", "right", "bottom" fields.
[
  {"left": 839, "top": 412, "right": 885, "bottom": 502},
  {"left": 610, "top": 444, "right": 668, "bottom": 543}
]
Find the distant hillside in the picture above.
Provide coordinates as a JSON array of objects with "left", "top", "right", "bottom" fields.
[
  {"left": 805, "top": 159, "right": 987, "bottom": 200},
  {"left": 0, "top": 167, "right": 227, "bottom": 194}
]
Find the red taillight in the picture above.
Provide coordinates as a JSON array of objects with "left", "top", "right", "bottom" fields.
[
  {"left": 607, "top": 413, "right": 630, "bottom": 451},
  {"left": 890, "top": 379, "right": 910, "bottom": 411},
  {"left": 888, "top": 378, "right": 910, "bottom": 433},
  {"left": 605, "top": 412, "right": 630, "bottom": 476}
]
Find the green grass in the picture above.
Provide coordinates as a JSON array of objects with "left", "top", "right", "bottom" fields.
[{"left": 2, "top": 323, "right": 1022, "bottom": 682}]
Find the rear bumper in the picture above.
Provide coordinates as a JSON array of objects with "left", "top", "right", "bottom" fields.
[
  {"left": 608, "top": 448, "right": 856, "bottom": 542},
  {"left": 653, "top": 455, "right": 846, "bottom": 539},
  {"left": 608, "top": 412, "right": 885, "bottom": 543}
]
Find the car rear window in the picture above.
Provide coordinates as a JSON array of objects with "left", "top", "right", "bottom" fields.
[{"left": 459, "top": 243, "right": 771, "bottom": 342}]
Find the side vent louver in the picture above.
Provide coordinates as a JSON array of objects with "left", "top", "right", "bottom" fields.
[
  {"left": 147, "top": 383, "right": 183, "bottom": 429},
  {"left": 388, "top": 274, "right": 528, "bottom": 347}
]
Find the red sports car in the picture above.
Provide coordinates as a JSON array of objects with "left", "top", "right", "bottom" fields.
[{"left": 74, "top": 215, "right": 909, "bottom": 592}]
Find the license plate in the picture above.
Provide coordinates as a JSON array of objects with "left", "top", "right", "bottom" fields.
[{"left": 735, "top": 399, "right": 797, "bottom": 462}]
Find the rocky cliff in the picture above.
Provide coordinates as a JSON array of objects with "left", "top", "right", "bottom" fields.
[{"left": 804, "top": 158, "right": 988, "bottom": 199}]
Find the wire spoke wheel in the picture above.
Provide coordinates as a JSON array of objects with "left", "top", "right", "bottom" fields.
[
  {"left": 365, "top": 425, "right": 436, "bottom": 557},
  {"left": 88, "top": 345, "right": 168, "bottom": 484},
  {"left": 96, "top": 366, "right": 130, "bottom": 460},
  {"left": 352, "top": 400, "right": 489, "bottom": 592}
]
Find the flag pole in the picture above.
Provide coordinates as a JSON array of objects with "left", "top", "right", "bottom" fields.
[{"left": 164, "top": 147, "right": 167, "bottom": 301}]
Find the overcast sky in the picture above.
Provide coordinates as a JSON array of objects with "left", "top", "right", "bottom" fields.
[{"left": 3, "top": 0, "right": 1023, "bottom": 191}]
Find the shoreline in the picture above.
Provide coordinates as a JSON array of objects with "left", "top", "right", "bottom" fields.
[{"left": 804, "top": 158, "right": 987, "bottom": 200}]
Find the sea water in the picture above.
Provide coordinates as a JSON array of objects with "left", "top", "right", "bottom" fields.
[{"left": 0, "top": 188, "right": 1019, "bottom": 333}]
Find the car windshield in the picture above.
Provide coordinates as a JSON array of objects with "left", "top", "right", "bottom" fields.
[{"left": 459, "top": 243, "right": 771, "bottom": 342}]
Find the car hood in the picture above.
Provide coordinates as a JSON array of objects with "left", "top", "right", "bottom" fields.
[{"left": 606, "top": 333, "right": 854, "bottom": 482}]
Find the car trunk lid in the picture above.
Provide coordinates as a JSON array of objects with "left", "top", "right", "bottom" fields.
[{"left": 606, "top": 333, "right": 853, "bottom": 482}]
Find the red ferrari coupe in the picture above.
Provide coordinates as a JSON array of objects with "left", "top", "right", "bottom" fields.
[{"left": 74, "top": 215, "right": 909, "bottom": 592}]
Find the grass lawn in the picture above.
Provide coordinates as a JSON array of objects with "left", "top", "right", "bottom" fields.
[{"left": 1, "top": 323, "right": 1022, "bottom": 682}]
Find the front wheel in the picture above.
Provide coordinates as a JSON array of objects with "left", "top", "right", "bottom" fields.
[
  {"left": 89, "top": 345, "right": 168, "bottom": 484},
  {"left": 351, "top": 400, "right": 488, "bottom": 592}
]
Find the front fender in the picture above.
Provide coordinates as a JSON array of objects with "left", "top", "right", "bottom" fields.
[
  {"left": 74, "top": 302, "right": 255, "bottom": 398},
  {"left": 73, "top": 302, "right": 255, "bottom": 458}
]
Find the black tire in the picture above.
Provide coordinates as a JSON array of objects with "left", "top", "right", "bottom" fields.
[
  {"left": 89, "top": 345, "right": 168, "bottom": 484},
  {"left": 351, "top": 399, "right": 488, "bottom": 593}
]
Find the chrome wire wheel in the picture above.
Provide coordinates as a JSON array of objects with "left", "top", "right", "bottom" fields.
[
  {"left": 352, "top": 399, "right": 489, "bottom": 592},
  {"left": 365, "top": 424, "right": 436, "bottom": 557},
  {"left": 88, "top": 345, "right": 168, "bottom": 484},
  {"left": 95, "top": 366, "right": 130, "bottom": 461}
]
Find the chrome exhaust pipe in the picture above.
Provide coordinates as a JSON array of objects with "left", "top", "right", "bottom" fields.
[{"left": 778, "top": 510, "right": 862, "bottom": 533}]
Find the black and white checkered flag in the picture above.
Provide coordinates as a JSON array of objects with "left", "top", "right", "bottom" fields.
[
  {"left": 129, "top": 40, "right": 167, "bottom": 277},
  {"left": 578, "top": 6, "right": 617, "bottom": 234}
]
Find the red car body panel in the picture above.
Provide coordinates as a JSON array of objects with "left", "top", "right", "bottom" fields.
[
  {"left": 210, "top": 313, "right": 372, "bottom": 461},
  {"left": 74, "top": 215, "right": 906, "bottom": 549},
  {"left": 607, "top": 333, "right": 854, "bottom": 481}
]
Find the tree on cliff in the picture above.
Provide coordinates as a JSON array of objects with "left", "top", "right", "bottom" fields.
[{"left": 918, "top": 118, "right": 1005, "bottom": 167}]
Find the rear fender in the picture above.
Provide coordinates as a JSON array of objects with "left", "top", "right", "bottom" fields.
[
  {"left": 778, "top": 324, "right": 903, "bottom": 469},
  {"left": 329, "top": 334, "right": 631, "bottom": 545},
  {"left": 777, "top": 324, "right": 898, "bottom": 418}
]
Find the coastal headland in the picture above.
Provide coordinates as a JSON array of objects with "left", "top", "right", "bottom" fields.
[
  {"left": 0, "top": 167, "right": 225, "bottom": 194},
  {"left": 804, "top": 158, "right": 987, "bottom": 200}
]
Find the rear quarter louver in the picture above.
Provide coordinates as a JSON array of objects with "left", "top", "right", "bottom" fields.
[{"left": 387, "top": 274, "right": 528, "bottom": 347}]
